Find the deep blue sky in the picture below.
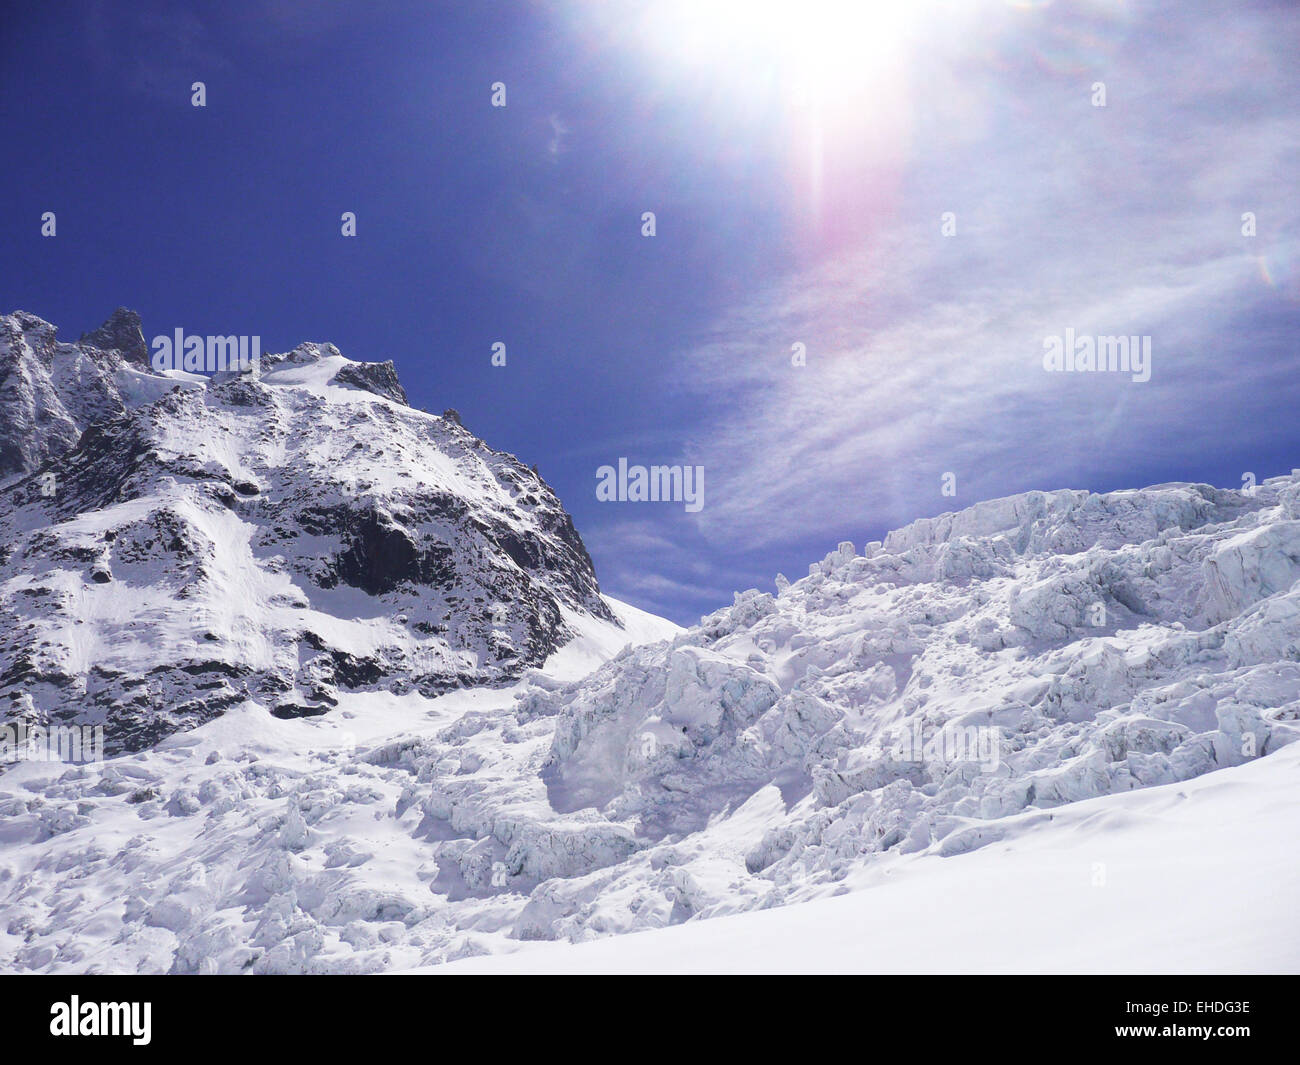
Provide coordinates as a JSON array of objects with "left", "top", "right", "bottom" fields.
[{"left": 2, "top": 0, "right": 1298, "bottom": 624}]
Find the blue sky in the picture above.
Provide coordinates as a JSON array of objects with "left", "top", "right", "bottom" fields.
[{"left": 2, "top": 0, "right": 1298, "bottom": 625}]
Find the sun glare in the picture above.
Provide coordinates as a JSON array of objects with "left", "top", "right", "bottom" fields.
[{"left": 642, "top": 0, "right": 927, "bottom": 106}]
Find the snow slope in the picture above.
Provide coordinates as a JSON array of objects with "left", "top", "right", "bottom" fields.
[
  {"left": 429, "top": 740, "right": 1300, "bottom": 974},
  {"left": 0, "top": 594, "right": 678, "bottom": 974}
]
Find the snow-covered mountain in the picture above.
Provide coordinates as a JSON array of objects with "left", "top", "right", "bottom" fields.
[
  {"left": 1, "top": 312, "right": 1298, "bottom": 973},
  {"left": 0, "top": 310, "right": 617, "bottom": 754}
]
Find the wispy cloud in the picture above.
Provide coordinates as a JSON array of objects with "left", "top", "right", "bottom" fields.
[
  {"left": 664, "top": 0, "right": 1300, "bottom": 550},
  {"left": 547, "top": 114, "right": 569, "bottom": 160}
]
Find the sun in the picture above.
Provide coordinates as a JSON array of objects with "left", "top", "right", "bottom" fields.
[{"left": 639, "top": 0, "right": 929, "bottom": 108}]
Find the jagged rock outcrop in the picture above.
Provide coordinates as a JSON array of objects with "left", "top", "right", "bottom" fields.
[
  {"left": 330, "top": 359, "right": 408, "bottom": 405},
  {"left": 78, "top": 307, "right": 150, "bottom": 368},
  {"left": 0, "top": 310, "right": 173, "bottom": 483}
]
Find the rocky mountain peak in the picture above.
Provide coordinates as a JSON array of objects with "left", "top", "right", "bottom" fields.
[{"left": 78, "top": 307, "right": 150, "bottom": 366}]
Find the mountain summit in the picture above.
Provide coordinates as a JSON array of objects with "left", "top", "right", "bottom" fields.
[{"left": 78, "top": 307, "right": 150, "bottom": 368}]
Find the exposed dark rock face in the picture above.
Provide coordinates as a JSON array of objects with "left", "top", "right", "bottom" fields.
[
  {"left": 331, "top": 360, "right": 408, "bottom": 405},
  {"left": 0, "top": 310, "right": 617, "bottom": 756},
  {"left": 79, "top": 307, "right": 150, "bottom": 368}
]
